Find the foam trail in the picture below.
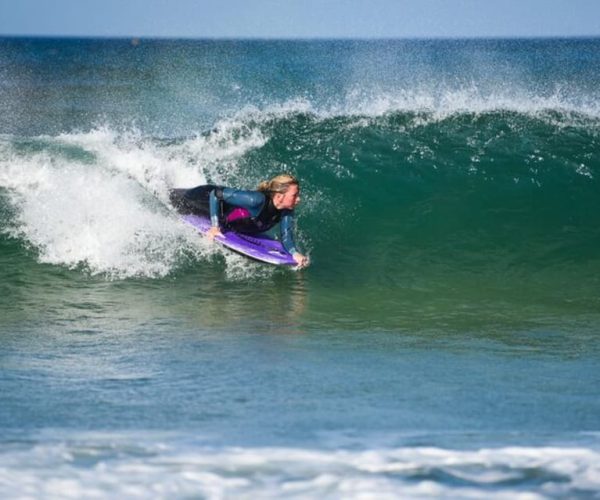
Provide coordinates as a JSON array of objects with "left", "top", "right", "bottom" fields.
[
  {"left": 1, "top": 153, "right": 197, "bottom": 278},
  {"left": 0, "top": 124, "right": 269, "bottom": 278}
]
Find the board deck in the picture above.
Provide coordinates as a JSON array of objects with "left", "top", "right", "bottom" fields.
[{"left": 182, "top": 214, "right": 297, "bottom": 266}]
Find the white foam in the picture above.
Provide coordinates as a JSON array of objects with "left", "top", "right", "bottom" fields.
[
  {"left": 0, "top": 434, "right": 599, "bottom": 499},
  {"left": 55, "top": 124, "right": 266, "bottom": 203},
  {"left": 0, "top": 124, "right": 273, "bottom": 279}
]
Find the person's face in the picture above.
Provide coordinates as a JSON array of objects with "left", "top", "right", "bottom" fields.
[{"left": 274, "top": 184, "right": 300, "bottom": 210}]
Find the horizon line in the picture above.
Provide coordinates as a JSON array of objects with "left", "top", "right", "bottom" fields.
[{"left": 1, "top": 33, "right": 600, "bottom": 42}]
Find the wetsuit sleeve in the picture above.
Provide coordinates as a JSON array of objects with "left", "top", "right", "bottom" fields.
[
  {"left": 209, "top": 187, "right": 265, "bottom": 227},
  {"left": 279, "top": 210, "right": 299, "bottom": 255}
]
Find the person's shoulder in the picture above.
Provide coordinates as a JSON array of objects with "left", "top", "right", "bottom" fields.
[
  {"left": 227, "top": 188, "right": 265, "bottom": 206},
  {"left": 234, "top": 187, "right": 260, "bottom": 194}
]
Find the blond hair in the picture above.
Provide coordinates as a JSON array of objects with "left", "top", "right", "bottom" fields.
[{"left": 257, "top": 174, "right": 299, "bottom": 195}]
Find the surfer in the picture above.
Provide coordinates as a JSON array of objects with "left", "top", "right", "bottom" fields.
[{"left": 170, "top": 174, "right": 309, "bottom": 268}]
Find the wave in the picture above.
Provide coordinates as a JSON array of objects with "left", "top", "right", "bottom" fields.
[
  {"left": 1, "top": 432, "right": 599, "bottom": 499},
  {"left": 1, "top": 101, "right": 599, "bottom": 283}
]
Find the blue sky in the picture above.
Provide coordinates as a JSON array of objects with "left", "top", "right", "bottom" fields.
[{"left": 1, "top": 0, "right": 599, "bottom": 39}]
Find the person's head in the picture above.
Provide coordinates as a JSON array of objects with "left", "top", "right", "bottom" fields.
[{"left": 257, "top": 174, "right": 301, "bottom": 210}]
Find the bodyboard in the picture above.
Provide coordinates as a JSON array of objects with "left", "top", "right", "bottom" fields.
[{"left": 182, "top": 214, "right": 297, "bottom": 266}]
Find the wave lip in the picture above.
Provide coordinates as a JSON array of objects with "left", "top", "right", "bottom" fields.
[{"left": 337, "top": 84, "right": 600, "bottom": 119}]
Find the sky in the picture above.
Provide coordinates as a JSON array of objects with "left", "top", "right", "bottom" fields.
[{"left": 0, "top": 0, "right": 599, "bottom": 39}]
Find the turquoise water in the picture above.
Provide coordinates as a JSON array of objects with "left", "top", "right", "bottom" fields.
[{"left": 1, "top": 37, "right": 600, "bottom": 498}]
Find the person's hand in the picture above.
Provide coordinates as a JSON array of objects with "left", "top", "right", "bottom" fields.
[
  {"left": 206, "top": 226, "right": 222, "bottom": 240},
  {"left": 293, "top": 253, "right": 309, "bottom": 268}
]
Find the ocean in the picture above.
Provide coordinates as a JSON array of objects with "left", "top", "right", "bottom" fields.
[{"left": 1, "top": 37, "right": 600, "bottom": 498}]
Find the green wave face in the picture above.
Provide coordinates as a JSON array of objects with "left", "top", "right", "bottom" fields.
[{"left": 2, "top": 108, "right": 599, "bottom": 331}]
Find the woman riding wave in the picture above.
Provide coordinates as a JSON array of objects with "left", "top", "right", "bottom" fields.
[{"left": 170, "top": 174, "right": 309, "bottom": 268}]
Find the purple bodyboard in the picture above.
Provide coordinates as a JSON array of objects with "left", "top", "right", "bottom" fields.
[{"left": 182, "top": 214, "right": 297, "bottom": 266}]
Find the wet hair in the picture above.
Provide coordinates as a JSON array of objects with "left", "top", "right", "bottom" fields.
[{"left": 257, "top": 174, "right": 299, "bottom": 195}]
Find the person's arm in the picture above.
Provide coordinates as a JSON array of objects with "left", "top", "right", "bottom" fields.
[
  {"left": 209, "top": 188, "right": 222, "bottom": 227},
  {"left": 280, "top": 211, "right": 309, "bottom": 268},
  {"left": 207, "top": 188, "right": 223, "bottom": 238}
]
